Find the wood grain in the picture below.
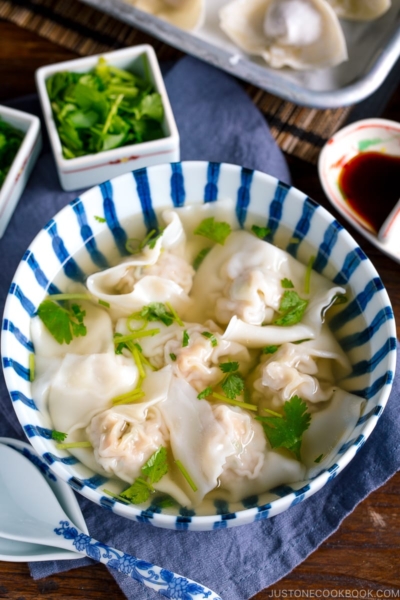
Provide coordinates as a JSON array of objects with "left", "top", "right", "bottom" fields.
[{"left": 0, "top": 18, "right": 399, "bottom": 600}]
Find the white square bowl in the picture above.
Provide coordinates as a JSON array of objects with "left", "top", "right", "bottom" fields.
[
  {"left": 35, "top": 45, "right": 180, "bottom": 192},
  {"left": 0, "top": 105, "right": 42, "bottom": 238}
]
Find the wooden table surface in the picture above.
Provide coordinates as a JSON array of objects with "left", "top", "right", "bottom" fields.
[{"left": 0, "top": 18, "right": 399, "bottom": 600}]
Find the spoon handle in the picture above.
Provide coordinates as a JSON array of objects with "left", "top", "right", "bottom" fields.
[{"left": 54, "top": 520, "right": 222, "bottom": 600}]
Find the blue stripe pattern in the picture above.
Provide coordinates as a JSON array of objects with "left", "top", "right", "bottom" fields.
[
  {"left": 170, "top": 163, "right": 185, "bottom": 206},
  {"left": 9, "top": 283, "right": 36, "bottom": 316},
  {"left": 2, "top": 319, "right": 34, "bottom": 351},
  {"left": 70, "top": 198, "right": 109, "bottom": 269},
  {"left": 236, "top": 168, "right": 254, "bottom": 227},
  {"left": 44, "top": 219, "right": 86, "bottom": 283},
  {"left": 333, "top": 247, "right": 367, "bottom": 285},
  {"left": 100, "top": 181, "right": 129, "bottom": 256},
  {"left": 3, "top": 357, "right": 30, "bottom": 380},
  {"left": 267, "top": 180, "right": 291, "bottom": 241},
  {"left": 10, "top": 391, "right": 37, "bottom": 410},
  {"left": 340, "top": 307, "right": 394, "bottom": 352},
  {"left": 330, "top": 277, "right": 385, "bottom": 332},
  {"left": 204, "top": 162, "right": 220, "bottom": 202},
  {"left": 23, "top": 251, "right": 61, "bottom": 294},
  {"left": 356, "top": 405, "right": 383, "bottom": 426},
  {"left": 43, "top": 452, "right": 79, "bottom": 465},
  {"left": 286, "top": 197, "right": 318, "bottom": 257},
  {"left": 313, "top": 221, "right": 343, "bottom": 274},
  {"left": 24, "top": 424, "right": 59, "bottom": 439},
  {"left": 133, "top": 169, "right": 158, "bottom": 232},
  {"left": 348, "top": 338, "right": 397, "bottom": 378},
  {"left": 351, "top": 370, "right": 394, "bottom": 400}
]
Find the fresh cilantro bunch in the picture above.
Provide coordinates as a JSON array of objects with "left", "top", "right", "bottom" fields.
[
  {"left": 257, "top": 396, "right": 311, "bottom": 461},
  {"left": 37, "top": 299, "right": 87, "bottom": 344},
  {"left": 46, "top": 57, "right": 164, "bottom": 159},
  {"left": 0, "top": 117, "right": 24, "bottom": 189}
]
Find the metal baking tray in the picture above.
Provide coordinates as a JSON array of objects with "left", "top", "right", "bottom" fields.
[{"left": 79, "top": 0, "right": 400, "bottom": 109}]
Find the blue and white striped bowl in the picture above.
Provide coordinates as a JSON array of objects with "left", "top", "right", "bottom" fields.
[{"left": 1, "top": 162, "right": 396, "bottom": 531}]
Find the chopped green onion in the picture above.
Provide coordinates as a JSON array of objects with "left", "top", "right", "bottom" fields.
[
  {"left": 182, "top": 330, "right": 190, "bottom": 347},
  {"left": 170, "top": 353, "right": 177, "bottom": 361},
  {"left": 201, "top": 331, "right": 218, "bottom": 347}
]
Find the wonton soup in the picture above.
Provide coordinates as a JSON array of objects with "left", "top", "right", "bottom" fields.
[{"left": 30, "top": 202, "right": 363, "bottom": 511}]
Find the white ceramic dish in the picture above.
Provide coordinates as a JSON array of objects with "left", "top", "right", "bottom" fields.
[
  {"left": 79, "top": 0, "right": 400, "bottom": 108},
  {"left": 0, "top": 437, "right": 88, "bottom": 562},
  {"left": 0, "top": 105, "right": 42, "bottom": 239},
  {"left": 318, "top": 118, "right": 400, "bottom": 264},
  {"left": 35, "top": 45, "right": 180, "bottom": 192},
  {"left": 1, "top": 161, "right": 396, "bottom": 531}
]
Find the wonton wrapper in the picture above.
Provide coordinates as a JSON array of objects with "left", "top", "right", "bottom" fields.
[
  {"left": 326, "top": 0, "right": 391, "bottom": 20},
  {"left": 87, "top": 210, "right": 194, "bottom": 319},
  {"left": 219, "top": 0, "right": 348, "bottom": 70},
  {"left": 124, "top": 0, "right": 205, "bottom": 31}
]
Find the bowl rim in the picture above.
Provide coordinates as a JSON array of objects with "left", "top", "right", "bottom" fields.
[
  {"left": 2, "top": 160, "right": 397, "bottom": 529},
  {"left": 34, "top": 44, "right": 180, "bottom": 174}
]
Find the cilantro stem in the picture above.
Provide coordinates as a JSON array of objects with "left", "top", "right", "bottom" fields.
[
  {"left": 263, "top": 408, "right": 283, "bottom": 418},
  {"left": 112, "top": 389, "right": 145, "bottom": 405},
  {"left": 102, "top": 489, "right": 131, "bottom": 504},
  {"left": 132, "top": 345, "right": 146, "bottom": 379},
  {"left": 304, "top": 255, "right": 315, "bottom": 295},
  {"left": 56, "top": 441, "right": 92, "bottom": 450},
  {"left": 29, "top": 353, "right": 35, "bottom": 382},
  {"left": 175, "top": 460, "right": 198, "bottom": 492},
  {"left": 114, "top": 329, "right": 160, "bottom": 343},
  {"left": 211, "top": 392, "right": 258, "bottom": 411},
  {"left": 102, "top": 93, "right": 124, "bottom": 135},
  {"left": 165, "top": 302, "right": 184, "bottom": 327}
]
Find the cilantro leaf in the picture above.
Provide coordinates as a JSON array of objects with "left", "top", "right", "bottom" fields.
[
  {"left": 141, "top": 446, "right": 168, "bottom": 484},
  {"left": 197, "top": 386, "right": 212, "bottom": 400},
  {"left": 314, "top": 454, "right": 324, "bottom": 464},
  {"left": 274, "top": 291, "right": 308, "bottom": 327},
  {"left": 221, "top": 373, "right": 245, "bottom": 400},
  {"left": 201, "top": 331, "right": 218, "bottom": 347},
  {"left": 281, "top": 278, "right": 294, "bottom": 288},
  {"left": 182, "top": 330, "right": 190, "bottom": 347},
  {"left": 51, "top": 430, "right": 68, "bottom": 442},
  {"left": 262, "top": 345, "right": 279, "bottom": 354},
  {"left": 193, "top": 247, "right": 211, "bottom": 270},
  {"left": 194, "top": 217, "right": 231, "bottom": 245},
  {"left": 139, "top": 302, "right": 174, "bottom": 326},
  {"left": 119, "top": 479, "right": 151, "bottom": 504},
  {"left": 219, "top": 361, "right": 239, "bottom": 374},
  {"left": 169, "top": 353, "right": 177, "bottom": 361},
  {"left": 37, "top": 299, "right": 87, "bottom": 345},
  {"left": 251, "top": 225, "right": 271, "bottom": 239},
  {"left": 257, "top": 396, "right": 311, "bottom": 461}
]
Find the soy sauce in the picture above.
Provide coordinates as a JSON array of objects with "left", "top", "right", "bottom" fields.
[{"left": 338, "top": 151, "right": 400, "bottom": 233}]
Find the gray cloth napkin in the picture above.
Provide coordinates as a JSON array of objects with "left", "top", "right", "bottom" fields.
[{"left": 0, "top": 56, "right": 399, "bottom": 600}]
